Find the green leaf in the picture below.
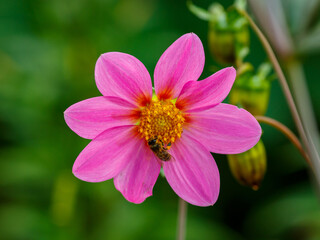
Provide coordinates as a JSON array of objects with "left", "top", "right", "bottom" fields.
[{"left": 187, "top": 0, "right": 211, "bottom": 21}]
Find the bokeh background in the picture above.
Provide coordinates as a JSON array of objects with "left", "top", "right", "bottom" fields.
[{"left": 1, "top": 0, "right": 320, "bottom": 239}]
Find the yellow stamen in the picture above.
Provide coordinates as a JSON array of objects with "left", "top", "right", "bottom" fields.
[{"left": 139, "top": 100, "right": 185, "bottom": 145}]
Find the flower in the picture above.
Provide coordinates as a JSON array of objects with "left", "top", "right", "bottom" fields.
[{"left": 64, "top": 33, "right": 261, "bottom": 206}]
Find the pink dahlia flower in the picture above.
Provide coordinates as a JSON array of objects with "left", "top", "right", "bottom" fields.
[{"left": 64, "top": 33, "right": 261, "bottom": 206}]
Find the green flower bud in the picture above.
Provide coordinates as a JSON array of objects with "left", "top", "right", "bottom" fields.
[
  {"left": 207, "top": 4, "right": 249, "bottom": 65},
  {"left": 187, "top": 0, "right": 249, "bottom": 65},
  {"left": 227, "top": 140, "right": 267, "bottom": 190},
  {"left": 229, "top": 62, "right": 272, "bottom": 115}
]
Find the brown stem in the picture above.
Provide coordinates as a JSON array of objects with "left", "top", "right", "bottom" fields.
[
  {"left": 176, "top": 198, "right": 187, "bottom": 240},
  {"left": 255, "top": 115, "right": 310, "bottom": 165}
]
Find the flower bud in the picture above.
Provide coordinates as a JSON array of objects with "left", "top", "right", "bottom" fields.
[
  {"left": 207, "top": 4, "right": 249, "bottom": 65},
  {"left": 229, "top": 62, "right": 272, "bottom": 115},
  {"left": 227, "top": 140, "right": 267, "bottom": 190},
  {"left": 187, "top": 0, "right": 249, "bottom": 65}
]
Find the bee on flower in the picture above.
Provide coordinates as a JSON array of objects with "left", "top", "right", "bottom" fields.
[{"left": 64, "top": 33, "right": 261, "bottom": 206}]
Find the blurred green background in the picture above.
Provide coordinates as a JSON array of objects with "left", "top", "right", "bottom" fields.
[{"left": 1, "top": 0, "right": 320, "bottom": 239}]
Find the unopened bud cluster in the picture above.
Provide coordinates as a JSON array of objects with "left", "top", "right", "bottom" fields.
[{"left": 189, "top": 0, "right": 272, "bottom": 190}]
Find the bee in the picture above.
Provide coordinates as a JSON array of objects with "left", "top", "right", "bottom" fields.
[{"left": 148, "top": 137, "right": 172, "bottom": 161}]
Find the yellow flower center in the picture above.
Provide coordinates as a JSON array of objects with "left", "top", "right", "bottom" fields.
[{"left": 138, "top": 100, "right": 185, "bottom": 145}]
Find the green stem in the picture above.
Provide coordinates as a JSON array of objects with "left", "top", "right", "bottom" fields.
[
  {"left": 176, "top": 198, "right": 188, "bottom": 240},
  {"left": 238, "top": 9, "right": 320, "bottom": 186}
]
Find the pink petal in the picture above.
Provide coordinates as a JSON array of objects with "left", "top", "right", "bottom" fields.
[
  {"left": 95, "top": 52, "right": 152, "bottom": 106},
  {"left": 154, "top": 33, "right": 205, "bottom": 100},
  {"left": 185, "top": 103, "right": 262, "bottom": 154},
  {"left": 72, "top": 125, "right": 141, "bottom": 182},
  {"left": 176, "top": 67, "right": 236, "bottom": 112},
  {"left": 163, "top": 134, "right": 220, "bottom": 206},
  {"left": 114, "top": 145, "right": 161, "bottom": 204},
  {"left": 64, "top": 96, "right": 140, "bottom": 139}
]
